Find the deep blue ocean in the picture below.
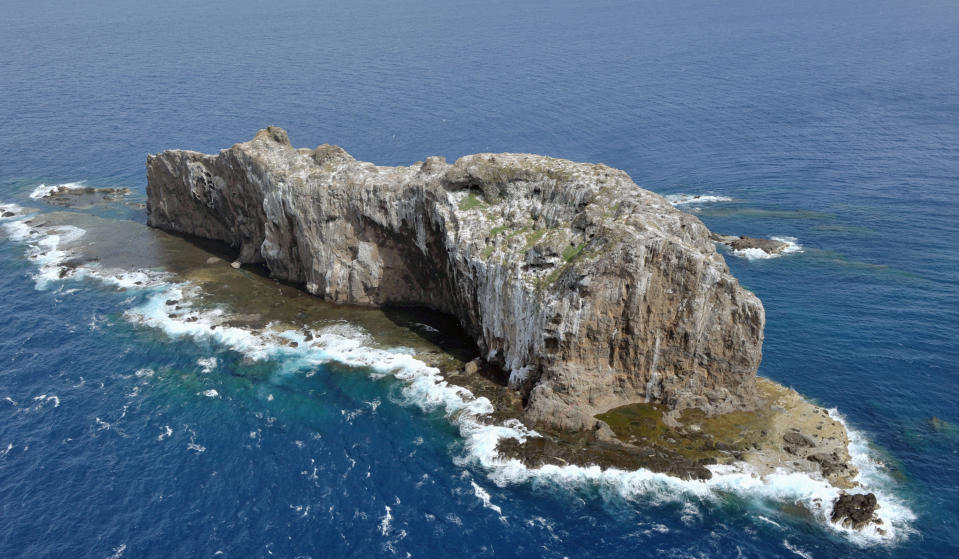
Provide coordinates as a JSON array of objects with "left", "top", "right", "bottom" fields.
[{"left": 2, "top": 0, "right": 958, "bottom": 557}]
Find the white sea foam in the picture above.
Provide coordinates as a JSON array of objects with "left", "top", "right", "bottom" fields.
[
  {"left": 1, "top": 218, "right": 89, "bottom": 289},
  {"left": 471, "top": 481, "right": 505, "bottom": 519},
  {"left": 665, "top": 193, "right": 734, "bottom": 206},
  {"left": 0, "top": 203, "right": 26, "bottom": 218},
  {"left": 199, "top": 389, "right": 219, "bottom": 398},
  {"left": 197, "top": 357, "right": 218, "bottom": 373},
  {"left": 106, "top": 543, "right": 127, "bottom": 559},
  {"left": 757, "top": 515, "right": 783, "bottom": 528},
  {"left": 29, "top": 181, "right": 86, "bottom": 199},
  {"left": 1, "top": 216, "right": 172, "bottom": 291},
  {"left": 379, "top": 505, "right": 393, "bottom": 536},
  {"left": 290, "top": 504, "right": 311, "bottom": 518},
  {"left": 0, "top": 210, "right": 913, "bottom": 546},
  {"left": 783, "top": 539, "right": 813, "bottom": 559},
  {"left": 32, "top": 394, "right": 60, "bottom": 408},
  {"left": 729, "top": 236, "right": 804, "bottom": 260}
]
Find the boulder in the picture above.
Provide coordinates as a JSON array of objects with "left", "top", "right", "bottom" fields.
[{"left": 831, "top": 492, "right": 880, "bottom": 530}]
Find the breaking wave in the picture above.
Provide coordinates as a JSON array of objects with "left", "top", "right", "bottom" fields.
[
  {"left": 665, "top": 193, "right": 734, "bottom": 206},
  {"left": 1, "top": 203, "right": 26, "bottom": 217},
  {"left": 1, "top": 213, "right": 171, "bottom": 291},
  {"left": 729, "top": 236, "right": 804, "bottom": 260},
  {"left": 29, "top": 181, "right": 87, "bottom": 200}
]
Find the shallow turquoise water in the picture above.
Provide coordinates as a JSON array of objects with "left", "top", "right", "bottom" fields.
[{"left": 1, "top": 0, "right": 958, "bottom": 557}]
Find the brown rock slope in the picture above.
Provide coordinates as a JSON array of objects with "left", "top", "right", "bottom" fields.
[{"left": 146, "top": 127, "right": 765, "bottom": 431}]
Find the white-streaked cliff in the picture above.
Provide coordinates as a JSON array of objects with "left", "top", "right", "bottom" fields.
[{"left": 146, "top": 127, "right": 765, "bottom": 431}]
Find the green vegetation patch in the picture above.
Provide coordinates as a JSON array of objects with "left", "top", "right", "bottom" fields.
[
  {"left": 459, "top": 193, "right": 486, "bottom": 211},
  {"left": 596, "top": 400, "right": 773, "bottom": 463},
  {"left": 472, "top": 159, "right": 574, "bottom": 201},
  {"left": 562, "top": 242, "right": 586, "bottom": 262},
  {"left": 525, "top": 228, "right": 546, "bottom": 248}
]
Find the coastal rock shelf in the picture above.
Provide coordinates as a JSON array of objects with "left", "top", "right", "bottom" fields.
[
  {"left": 147, "top": 128, "right": 765, "bottom": 432},
  {"left": 709, "top": 233, "right": 790, "bottom": 256}
]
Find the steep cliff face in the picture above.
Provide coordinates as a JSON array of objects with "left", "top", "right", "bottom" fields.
[{"left": 147, "top": 127, "right": 765, "bottom": 431}]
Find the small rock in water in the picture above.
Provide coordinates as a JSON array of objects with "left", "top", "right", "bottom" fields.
[
  {"left": 206, "top": 256, "right": 222, "bottom": 264},
  {"left": 709, "top": 232, "right": 788, "bottom": 255},
  {"left": 831, "top": 492, "right": 880, "bottom": 530},
  {"left": 230, "top": 261, "right": 241, "bottom": 269}
]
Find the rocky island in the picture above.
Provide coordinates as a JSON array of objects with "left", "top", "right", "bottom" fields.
[
  {"left": 144, "top": 128, "right": 880, "bottom": 531},
  {"left": 147, "top": 127, "right": 764, "bottom": 430}
]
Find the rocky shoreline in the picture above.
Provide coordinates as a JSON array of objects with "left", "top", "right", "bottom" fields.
[
  {"left": 2, "top": 201, "right": 882, "bottom": 534},
  {"left": 142, "top": 129, "right": 888, "bottom": 526},
  {"left": 1, "top": 127, "right": 884, "bottom": 535}
]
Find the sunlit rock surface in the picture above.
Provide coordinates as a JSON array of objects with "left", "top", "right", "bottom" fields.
[{"left": 147, "top": 127, "right": 765, "bottom": 431}]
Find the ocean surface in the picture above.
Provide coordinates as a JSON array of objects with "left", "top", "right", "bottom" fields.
[{"left": 2, "top": 0, "right": 958, "bottom": 557}]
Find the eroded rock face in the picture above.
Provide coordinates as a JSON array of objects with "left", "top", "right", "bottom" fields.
[{"left": 146, "top": 127, "right": 765, "bottom": 431}]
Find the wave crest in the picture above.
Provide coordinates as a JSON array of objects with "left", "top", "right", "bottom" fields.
[{"left": 665, "top": 193, "right": 733, "bottom": 206}]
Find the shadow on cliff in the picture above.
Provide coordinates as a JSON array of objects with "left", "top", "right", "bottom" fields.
[
  {"left": 155, "top": 229, "right": 485, "bottom": 372},
  {"left": 378, "top": 305, "right": 482, "bottom": 366}
]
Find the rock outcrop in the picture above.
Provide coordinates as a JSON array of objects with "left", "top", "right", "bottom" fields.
[
  {"left": 831, "top": 493, "right": 881, "bottom": 531},
  {"left": 146, "top": 127, "right": 765, "bottom": 431},
  {"left": 710, "top": 233, "right": 789, "bottom": 255}
]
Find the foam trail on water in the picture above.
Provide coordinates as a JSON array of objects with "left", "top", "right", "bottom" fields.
[
  {"left": 471, "top": 480, "right": 506, "bottom": 520},
  {"left": 783, "top": 540, "right": 813, "bottom": 559}
]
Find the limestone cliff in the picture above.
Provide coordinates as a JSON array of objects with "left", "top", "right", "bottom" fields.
[{"left": 146, "top": 127, "right": 765, "bottom": 431}]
